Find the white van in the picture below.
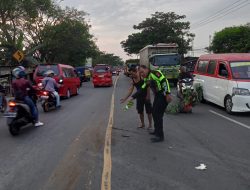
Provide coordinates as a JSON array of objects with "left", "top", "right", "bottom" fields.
[{"left": 193, "top": 54, "right": 250, "bottom": 113}]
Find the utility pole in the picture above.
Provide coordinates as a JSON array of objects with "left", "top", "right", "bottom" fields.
[{"left": 209, "top": 35, "right": 212, "bottom": 54}]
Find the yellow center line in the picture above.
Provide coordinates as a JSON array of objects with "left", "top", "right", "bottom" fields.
[{"left": 101, "top": 76, "right": 119, "bottom": 190}]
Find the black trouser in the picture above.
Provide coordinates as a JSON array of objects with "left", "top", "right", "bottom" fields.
[{"left": 152, "top": 93, "right": 167, "bottom": 138}]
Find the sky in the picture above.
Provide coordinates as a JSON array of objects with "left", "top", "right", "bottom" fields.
[{"left": 61, "top": 0, "right": 250, "bottom": 60}]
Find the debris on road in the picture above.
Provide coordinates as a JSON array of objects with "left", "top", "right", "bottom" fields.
[
  {"left": 195, "top": 163, "right": 207, "bottom": 170},
  {"left": 121, "top": 134, "right": 130, "bottom": 138}
]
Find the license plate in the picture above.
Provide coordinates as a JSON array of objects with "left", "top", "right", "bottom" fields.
[
  {"left": 3, "top": 112, "right": 16, "bottom": 118},
  {"left": 99, "top": 75, "right": 104, "bottom": 78}
]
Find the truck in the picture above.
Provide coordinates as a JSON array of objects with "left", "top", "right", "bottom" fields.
[{"left": 139, "top": 43, "right": 181, "bottom": 85}]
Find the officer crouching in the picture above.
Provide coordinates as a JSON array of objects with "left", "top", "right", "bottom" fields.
[{"left": 131, "top": 65, "right": 172, "bottom": 142}]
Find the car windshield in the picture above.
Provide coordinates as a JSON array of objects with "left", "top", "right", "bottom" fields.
[
  {"left": 153, "top": 54, "right": 181, "bottom": 66},
  {"left": 37, "top": 65, "right": 59, "bottom": 76},
  {"left": 230, "top": 61, "right": 250, "bottom": 79},
  {"left": 94, "top": 66, "right": 109, "bottom": 73}
]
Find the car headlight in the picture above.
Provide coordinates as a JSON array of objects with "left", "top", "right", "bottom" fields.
[{"left": 232, "top": 88, "right": 250, "bottom": 96}]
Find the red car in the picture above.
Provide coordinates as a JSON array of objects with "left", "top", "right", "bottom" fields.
[
  {"left": 93, "top": 64, "right": 113, "bottom": 87},
  {"left": 33, "top": 64, "right": 81, "bottom": 98}
]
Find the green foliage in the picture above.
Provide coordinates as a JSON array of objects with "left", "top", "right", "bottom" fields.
[
  {"left": 93, "top": 52, "right": 124, "bottom": 67},
  {"left": 166, "top": 85, "right": 201, "bottom": 114},
  {"left": 121, "top": 12, "right": 195, "bottom": 55},
  {"left": 0, "top": 0, "right": 52, "bottom": 47},
  {"left": 211, "top": 24, "right": 250, "bottom": 53},
  {"left": 41, "top": 19, "right": 97, "bottom": 66}
]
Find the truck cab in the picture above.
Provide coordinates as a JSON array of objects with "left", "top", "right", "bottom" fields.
[{"left": 140, "top": 43, "right": 181, "bottom": 85}]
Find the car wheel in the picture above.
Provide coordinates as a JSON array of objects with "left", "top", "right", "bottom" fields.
[
  {"left": 225, "top": 96, "right": 233, "bottom": 114},
  {"left": 66, "top": 89, "right": 71, "bottom": 99}
]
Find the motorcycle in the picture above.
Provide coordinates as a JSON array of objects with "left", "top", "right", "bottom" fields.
[
  {"left": 39, "top": 90, "right": 57, "bottom": 112},
  {"left": 4, "top": 86, "right": 39, "bottom": 136},
  {"left": 177, "top": 78, "right": 197, "bottom": 113},
  {"left": 36, "top": 79, "right": 62, "bottom": 112},
  {"left": 4, "top": 99, "right": 35, "bottom": 136}
]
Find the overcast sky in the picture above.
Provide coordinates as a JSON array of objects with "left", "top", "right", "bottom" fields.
[{"left": 61, "top": 0, "right": 250, "bottom": 60}]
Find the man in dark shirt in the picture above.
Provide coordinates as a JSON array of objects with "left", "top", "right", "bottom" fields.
[{"left": 12, "top": 68, "right": 44, "bottom": 127}]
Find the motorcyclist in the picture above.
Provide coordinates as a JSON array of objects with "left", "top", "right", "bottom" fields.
[
  {"left": 178, "top": 66, "right": 193, "bottom": 95},
  {"left": 131, "top": 65, "right": 172, "bottom": 143},
  {"left": 12, "top": 67, "right": 44, "bottom": 127},
  {"left": 42, "top": 70, "right": 61, "bottom": 108}
]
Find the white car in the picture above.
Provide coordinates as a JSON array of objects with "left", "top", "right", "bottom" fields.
[{"left": 193, "top": 53, "right": 250, "bottom": 113}]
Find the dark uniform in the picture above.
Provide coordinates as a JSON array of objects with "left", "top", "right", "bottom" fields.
[
  {"left": 132, "top": 79, "right": 152, "bottom": 114},
  {"left": 133, "top": 70, "right": 171, "bottom": 141}
]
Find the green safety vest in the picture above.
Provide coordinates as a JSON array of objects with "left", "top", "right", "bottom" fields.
[{"left": 142, "top": 70, "right": 171, "bottom": 94}]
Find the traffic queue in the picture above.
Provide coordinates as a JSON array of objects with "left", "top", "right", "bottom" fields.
[{"left": 1, "top": 63, "right": 121, "bottom": 136}]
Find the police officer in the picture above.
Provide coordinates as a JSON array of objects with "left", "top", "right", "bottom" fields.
[{"left": 131, "top": 65, "right": 171, "bottom": 142}]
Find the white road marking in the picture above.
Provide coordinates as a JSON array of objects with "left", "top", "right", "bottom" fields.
[{"left": 209, "top": 110, "right": 250, "bottom": 130}]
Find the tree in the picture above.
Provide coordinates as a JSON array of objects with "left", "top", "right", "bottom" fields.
[
  {"left": 41, "top": 19, "right": 97, "bottom": 66},
  {"left": 121, "top": 12, "right": 195, "bottom": 55},
  {"left": 0, "top": 0, "right": 52, "bottom": 49},
  {"left": 93, "top": 52, "right": 124, "bottom": 66},
  {"left": 211, "top": 25, "right": 250, "bottom": 53}
]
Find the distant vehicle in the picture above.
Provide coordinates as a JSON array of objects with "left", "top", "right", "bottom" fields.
[
  {"left": 33, "top": 64, "right": 80, "bottom": 99},
  {"left": 140, "top": 43, "right": 181, "bottom": 85},
  {"left": 76, "top": 66, "right": 91, "bottom": 83},
  {"left": 194, "top": 53, "right": 250, "bottom": 113},
  {"left": 111, "top": 68, "right": 119, "bottom": 76},
  {"left": 93, "top": 64, "right": 112, "bottom": 87}
]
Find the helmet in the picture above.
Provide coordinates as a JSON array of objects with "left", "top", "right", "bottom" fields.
[
  {"left": 45, "top": 70, "right": 55, "bottom": 77},
  {"left": 12, "top": 67, "right": 22, "bottom": 78},
  {"left": 18, "top": 66, "right": 25, "bottom": 71},
  {"left": 12, "top": 66, "right": 26, "bottom": 79}
]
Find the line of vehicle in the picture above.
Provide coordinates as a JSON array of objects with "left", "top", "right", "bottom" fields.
[
  {"left": 209, "top": 110, "right": 250, "bottom": 130},
  {"left": 101, "top": 76, "right": 119, "bottom": 190}
]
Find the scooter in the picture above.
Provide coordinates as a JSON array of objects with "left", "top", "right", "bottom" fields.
[
  {"left": 39, "top": 90, "right": 57, "bottom": 112},
  {"left": 36, "top": 79, "right": 62, "bottom": 112},
  {"left": 177, "top": 78, "right": 196, "bottom": 113},
  {"left": 4, "top": 99, "right": 35, "bottom": 136}
]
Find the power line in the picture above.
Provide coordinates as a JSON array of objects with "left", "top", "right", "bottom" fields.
[
  {"left": 192, "top": 0, "right": 250, "bottom": 30},
  {"left": 191, "top": 0, "right": 245, "bottom": 27}
]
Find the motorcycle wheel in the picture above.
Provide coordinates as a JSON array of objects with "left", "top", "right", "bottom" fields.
[
  {"left": 43, "top": 102, "right": 50, "bottom": 112},
  {"left": 9, "top": 121, "right": 20, "bottom": 136}
]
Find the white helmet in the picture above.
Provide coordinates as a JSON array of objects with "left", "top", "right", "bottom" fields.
[
  {"left": 45, "top": 70, "right": 55, "bottom": 77},
  {"left": 12, "top": 67, "right": 22, "bottom": 78}
]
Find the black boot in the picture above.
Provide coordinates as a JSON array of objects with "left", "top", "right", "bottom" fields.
[
  {"left": 149, "top": 131, "right": 156, "bottom": 135},
  {"left": 151, "top": 136, "right": 164, "bottom": 143}
]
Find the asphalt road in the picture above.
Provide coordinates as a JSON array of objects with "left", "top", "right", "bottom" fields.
[{"left": 0, "top": 75, "right": 250, "bottom": 190}]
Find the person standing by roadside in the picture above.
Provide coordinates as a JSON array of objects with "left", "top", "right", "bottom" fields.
[
  {"left": 131, "top": 65, "right": 171, "bottom": 142},
  {"left": 120, "top": 65, "right": 153, "bottom": 129}
]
